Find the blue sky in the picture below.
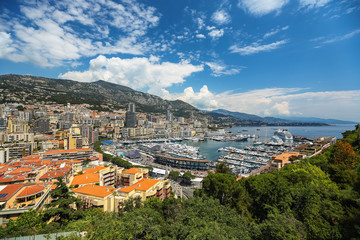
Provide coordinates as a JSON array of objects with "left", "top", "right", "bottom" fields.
[{"left": 0, "top": 0, "right": 359, "bottom": 121}]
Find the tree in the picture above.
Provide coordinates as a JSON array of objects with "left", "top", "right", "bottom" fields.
[
  {"left": 216, "top": 161, "right": 231, "bottom": 174},
  {"left": 182, "top": 172, "right": 195, "bottom": 184},
  {"left": 331, "top": 141, "right": 357, "bottom": 168},
  {"left": 3, "top": 209, "right": 44, "bottom": 239},
  {"left": 169, "top": 171, "right": 180, "bottom": 180},
  {"left": 43, "top": 177, "right": 83, "bottom": 225}
]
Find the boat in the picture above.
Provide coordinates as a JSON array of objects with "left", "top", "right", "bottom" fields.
[{"left": 274, "top": 129, "right": 293, "bottom": 141}]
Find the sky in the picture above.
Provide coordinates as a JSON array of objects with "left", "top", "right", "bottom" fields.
[{"left": 0, "top": 0, "right": 359, "bottom": 121}]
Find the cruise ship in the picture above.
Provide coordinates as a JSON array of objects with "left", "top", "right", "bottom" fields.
[{"left": 274, "top": 129, "right": 293, "bottom": 141}]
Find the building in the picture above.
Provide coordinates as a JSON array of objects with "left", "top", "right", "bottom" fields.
[
  {"left": 121, "top": 168, "right": 148, "bottom": 186},
  {"left": 70, "top": 173, "right": 100, "bottom": 187},
  {"left": 128, "top": 103, "right": 135, "bottom": 112},
  {"left": 166, "top": 109, "right": 173, "bottom": 122},
  {"left": 6, "top": 117, "right": 29, "bottom": 133},
  {"left": 32, "top": 118, "right": 50, "bottom": 134},
  {"left": 271, "top": 152, "right": 302, "bottom": 169},
  {"left": 0, "top": 183, "right": 53, "bottom": 227},
  {"left": 42, "top": 148, "right": 102, "bottom": 162},
  {"left": 0, "top": 148, "right": 9, "bottom": 164},
  {"left": 73, "top": 184, "right": 116, "bottom": 211},
  {"left": 155, "top": 154, "right": 210, "bottom": 171},
  {"left": 125, "top": 103, "right": 137, "bottom": 128},
  {"left": 125, "top": 112, "right": 137, "bottom": 128}
]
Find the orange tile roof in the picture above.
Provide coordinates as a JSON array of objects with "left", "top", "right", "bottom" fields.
[
  {"left": 9, "top": 167, "right": 33, "bottom": 175},
  {"left": 39, "top": 169, "right": 69, "bottom": 180},
  {"left": 122, "top": 168, "right": 142, "bottom": 175},
  {"left": 44, "top": 148, "right": 93, "bottom": 154},
  {"left": 118, "top": 179, "right": 160, "bottom": 193},
  {"left": 0, "top": 184, "right": 23, "bottom": 201},
  {"left": 71, "top": 173, "right": 99, "bottom": 186},
  {"left": 17, "top": 185, "right": 44, "bottom": 198},
  {"left": 73, "top": 184, "right": 115, "bottom": 198},
  {"left": 83, "top": 166, "right": 107, "bottom": 174}
]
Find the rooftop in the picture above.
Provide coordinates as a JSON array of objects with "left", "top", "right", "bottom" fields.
[
  {"left": 73, "top": 184, "right": 115, "bottom": 198},
  {"left": 44, "top": 148, "right": 93, "bottom": 155},
  {"left": 83, "top": 166, "right": 107, "bottom": 174},
  {"left": 118, "top": 178, "right": 160, "bottom": 193},
  {"left": 122, "top": 168, "right": 142, "bottom": 175},
  {"left": 0, "top": 184, "right": 23, "bottom": 201},
  {"left": 17, "top": 185, "right": 44, "bottom": 198},
  {"left": 71, "top": 173, "right": 99, "bottom": 186}
]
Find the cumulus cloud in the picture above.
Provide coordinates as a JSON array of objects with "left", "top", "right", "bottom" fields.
[
  {"left": 196, "top": 34, "right": 206, "bottom": 39},
  {"left": 238, "top": 0, "right": 289, "bottom": 16},
  {"left": 208, "top": 29, "right": 224, "bottom": 39},
  {"left": 162, "top": 85, "right": 220, "bottom": 110},
  {"left": 0, "top": 0, "right": 161, "bottom": 66},
  {"left": 59, "top": 55, "right": 204, "bottom": 94},
  {"left": 229, "top": 40, "right": 288, "bottom": 55},
  {"left": 211, "top": 9, "right": 231, "bottom": 25},
  {"left": 205, "top": 62, "right": 244, "bottom": 76},
  {"left": 161, "top": 86, "right": 360, "bottom": 121}
]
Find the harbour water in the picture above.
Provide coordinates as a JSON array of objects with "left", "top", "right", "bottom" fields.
[{"left": 185, "top": 124, "right": 356, "bottom": 161}]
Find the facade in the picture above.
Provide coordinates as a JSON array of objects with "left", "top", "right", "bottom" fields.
[
  {"left": 32, "top": 118, "right": 50, "bottom": 134},
  {"left": 0, "top": 148, "right": 9, "bottom": 164},
  {"left": 42, "top": 148, "right": 99, "bottom": 162},
  {"left": 155, "top": 154, "right": 210, "bottom": 171},
  {"left": 125, "top": 112, "right": 137, "bottom": 128},
  {"left": 121, "top": 168, "right": 149, "bottom": 186}
]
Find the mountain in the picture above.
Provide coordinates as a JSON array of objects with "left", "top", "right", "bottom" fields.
[
  {"left": 211, "top": 109, "right": 294, "bottom": 123},
  {"left": 0, "top": 74, "right": 207, "bottom": 119},
  {"left": 279, "top": 116, "right": 358, "bottom": 125},
  {"left": 208, "top": 109, "right": 335, "bottom": 126}
]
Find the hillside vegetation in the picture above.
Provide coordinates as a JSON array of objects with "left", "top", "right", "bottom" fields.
[{"left": 1, "top": 126, "right": 359, "bottom": 239}]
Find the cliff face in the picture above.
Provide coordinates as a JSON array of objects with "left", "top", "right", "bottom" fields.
[{"left": 0, "top": 74, "right": 207, "bottom": 119}]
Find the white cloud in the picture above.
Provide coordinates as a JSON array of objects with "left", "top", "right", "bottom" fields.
[
  {"left": 211, "top": 9, "right": 231, "bottom": 25},
  {"left": 322, "top": 29, "right": 360, "bottom": 44},
  {"left": 59, "top": 55, "right": 204, "bottom": 94},
  {"left": 162, "top": 85, "right": 220, "bottom": 110},
  {"left": 208, "top": 29, "right": 224, "bottom": 39},
  {"left": 0, "top": 0, "right": 161, "bottom": 66},
  {"left": 229, "top": 40, "right": 288, "bottom": 55},
  {"left": 238, "top": 0, "right": 289, "bottom": 16},
  {"left": 205, "top": 62, "right": 244, "bottom": 76},
  {"left": 196, "top": 34, "right": 206, "bottom": 39},
  {"left": 263, "top": 25, "right": 289, "bottom": 38},
  {"left": 312, "top": 29, "right": 360, "bottom": 48},
  {"left": 0, "top": 32, "right": 26, "bottom": 62},
  {"left": 161, "top": 86, "right": 360, "bottom": 121},
  {"left": 299, "top": 0, "right": 331, "bottom": 8}
]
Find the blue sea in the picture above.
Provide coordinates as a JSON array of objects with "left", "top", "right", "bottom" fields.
[{"left": 184, "top": 124, "right": 357, "bottom": 161}]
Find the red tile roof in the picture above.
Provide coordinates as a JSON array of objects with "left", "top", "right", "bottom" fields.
[
  {"left": 17, "top": 185, "right": 44, "bottom": 198},
  {"left": 0, "top": 184, "right": 23, "bottom": 201},
  {"left": 9, "top": 167, "right": 33, "bottom": 175}
]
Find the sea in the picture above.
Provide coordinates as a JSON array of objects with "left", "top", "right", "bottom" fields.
[{"left": 184, "top": 124, "right": 357, "bottom": 162}]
